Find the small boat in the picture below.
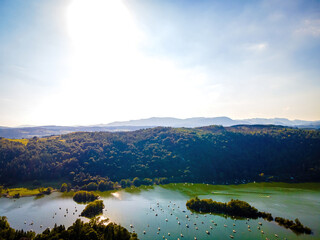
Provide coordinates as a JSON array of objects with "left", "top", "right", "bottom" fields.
[
  {"left": 224, "top": 224, "right": 227, "bottom": 227},
  {"left": 143, "top": 231, "right": 146, "bottom": 234},
  {"left": 210, "top": 226, "right": 213, "bottom": 229},
  {"left": 275, "top": 234, "right": 278, "bottom": 238},
  {"left": 258, "top": 222, "right": 262, "bottom": 225},
  {"left": 158, "top": 227, "right": 161, "bottom": 231},
  {"left": 229, "top": 235, "right": 234, "bottom": 239},
  {"left": 206, "top": 230, "right": 210, "bottom": 234},
  {"left": 165, "top": 219, "right": 168, "bottom": 222},
  {"left": 168, "top": 233, "right": 170, "bottom": 236},
  {"left": 248, "top": 229, "right": 251, "bottom": 232},
  {"left": 233, "top": 230, "right": 236, "bottom": 233},
  {"left": 261, "top": 230, "right": 264, "bottom": 234},
  {"left": 195, "top": 227, "right": 198, "bottom": 230}
]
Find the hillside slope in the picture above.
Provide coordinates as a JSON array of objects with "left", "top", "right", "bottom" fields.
[{"left": 0, "top": 125, "right": 319, "bottom": 185}]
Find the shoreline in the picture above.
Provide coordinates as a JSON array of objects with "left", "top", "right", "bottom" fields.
[{"left": 2, "top": 181, "right": 320, "bottom": 199}]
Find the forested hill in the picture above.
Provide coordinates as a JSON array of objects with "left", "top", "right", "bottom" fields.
[{"left": 0, "top": 125, "right": 319, "bottom": 185}]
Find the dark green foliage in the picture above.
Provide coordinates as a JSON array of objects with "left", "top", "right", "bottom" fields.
[
  {"left": 132, "top": 177, "right": 141, "bottom": 187},
  {"left": 275, "top": 217, "right": 312, "bottom": 234},
  {"left": 0, "top": 216, "right": 35, "bottom": 240},
  {"left": 81, "top": 200, "right": 105, "bottom": 218},
  {"left": 0, "top": 126, "right": 319, "bottom": 186},
  {"left": 141, "top": 178, "right": 153, "bottom": 185},
  {"left": 186, "top": 197, "right": 260, "bottom": 218},
  {"left": 187, "top": 197, "right": 312, "bottom": 234},
  {"left": 12, "top": 193, "right": 20, "bottom": 198},
  {"left": 73, "top": 191, "right": 99, "bottom": 203},
  {"left": 259, "top": 211, "right": 273, "bottom": 221},
  {"left": 32, "top": 180, "right": 41, "bottom": 187},
  {"left": 86, "top": 182, "right": 98, "bottom": 191},
  {"left": 60, "top": 183, "right": 68, "bottom": 192},
  {"left": 38, "top": 187, "right": 53, "bottom": 195},
  {"left": 120, "top": 179, "right": 132, "bottom": 188},
  {"left": 43, "top": 187, "right": 53, "bottom": 195},
  {"left": 0, "top": 216, "right": 138, "bottom": 240}
]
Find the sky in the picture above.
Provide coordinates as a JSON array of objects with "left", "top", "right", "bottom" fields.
[{"left": 0, "top": 0, "right": 319, "bottom": 127}]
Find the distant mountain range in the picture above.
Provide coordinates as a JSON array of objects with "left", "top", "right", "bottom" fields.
[
  {"left": 0, "top": 117, "right": 319, "bottom": 139},
  {"left": 104, "top": 117, "right": 320, "bottom": 128}
]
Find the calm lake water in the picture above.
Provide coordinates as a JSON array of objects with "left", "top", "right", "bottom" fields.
[{"left": 0, "top": 182, "right": 319, "bottom": 240}]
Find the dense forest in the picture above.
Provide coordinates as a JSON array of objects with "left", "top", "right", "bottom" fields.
[
  {"left": 0, "top": 216, "right": 138, "bottom": 240},
  {"left": 0, "top": 125, "right": 319, "bottom": 186}
]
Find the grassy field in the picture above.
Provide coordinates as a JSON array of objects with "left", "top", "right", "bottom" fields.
[{"left": 5, "top": 188, "right": 40, "bottom": 197}]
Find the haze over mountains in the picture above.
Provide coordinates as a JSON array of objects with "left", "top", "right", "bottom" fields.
[{"left": 0, "top": 117, "right": 319, "bottom": 139}]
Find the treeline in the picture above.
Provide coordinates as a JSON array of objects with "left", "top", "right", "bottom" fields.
[
  {"left": 80, "top": 200, "right": 105, "bottom": 218},
  {"left": 186, "top": 197, "right": 311, "bottom": 234},
  {"left": 73, "top": 191, "right": 99, "bottom": 203},
  {"left": 0, "top": 125, "right": 319, "bottom": 186},
  {"left": 0, "top": 216, "right": 138, "bottom": 240},
  {"left": 59, "top": 176, "right": 168, "bottom": 194}
]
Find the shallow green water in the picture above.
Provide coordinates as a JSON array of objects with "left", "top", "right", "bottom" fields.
[{"left": 0, "top": 182, "right": 319, "bottom": 240}]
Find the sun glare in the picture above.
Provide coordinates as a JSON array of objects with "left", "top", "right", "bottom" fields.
[
  {"left": 32, "top": 0, "right": 209, "bottom": 125},
  {"left": 67, "top": 0, "right": 142, "bottom": 79}
]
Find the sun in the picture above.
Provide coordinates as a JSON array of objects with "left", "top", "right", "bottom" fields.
[{"left": 66, "top": 0, "right": 141, "bottom": 71}]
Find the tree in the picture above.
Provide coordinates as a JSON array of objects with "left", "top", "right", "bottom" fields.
[
  {"left": 86, "top": 182, "right": 98, "bottom": 191},
  {"left": 132, "top": 177, "right": 141, "bottom": 187},
  {"left": 60, "top": 183, "right": 68, "bottom": 192}
]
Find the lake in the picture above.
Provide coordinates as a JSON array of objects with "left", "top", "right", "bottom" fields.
[{"left": 0, "top": 182, "right": 319, "bottom": 239}]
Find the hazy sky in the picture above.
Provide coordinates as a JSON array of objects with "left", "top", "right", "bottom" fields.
[{"left": 0, "top": 0, "right": 319, "bottom": 126}]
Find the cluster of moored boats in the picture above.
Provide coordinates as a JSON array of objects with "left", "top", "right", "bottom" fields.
[
  {"left": 23, "top": 205, "right": 83, "bottom": 232},
  {"left": 128, "top": 201, "right": 282, "bottom": 240}
]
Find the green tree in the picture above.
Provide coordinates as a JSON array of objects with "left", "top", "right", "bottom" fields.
[
  {"left": 60, "top": 183, "right": 68, "bottom": 192},
  {"left": 86, "top": 182, "right": 98, "bottom": 191},
  {"left": 132, "top": 177, "right": 141, "bottom": 187}
]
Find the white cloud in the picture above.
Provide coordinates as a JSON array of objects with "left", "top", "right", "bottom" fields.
[
  {"left": 295, "top": 19, "right": 320, "bottom": 37},
  {"left": 245, "top": 42, "right": 268, "bottom": 52}
]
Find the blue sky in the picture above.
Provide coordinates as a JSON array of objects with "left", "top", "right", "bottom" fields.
[{"left": 0, "top": 0, "right": 319, "bottom": 126}]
